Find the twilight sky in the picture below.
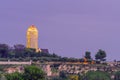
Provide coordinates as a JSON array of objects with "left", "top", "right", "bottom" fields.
[{"left": 0, "top": 0, "right": 120, "bottom": 60}]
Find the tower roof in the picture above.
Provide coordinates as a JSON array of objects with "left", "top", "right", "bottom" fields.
[{"left": 27, "top": 25, "right": 38, "bottom": 32}]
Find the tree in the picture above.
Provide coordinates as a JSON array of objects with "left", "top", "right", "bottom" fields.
[
  {"left": 23, "top": 66, "right": 45, "bottom": 80},
  {"left": 0, "top": 44, "right": 9, "bottom": 58},
  {"left": 24, "top": 48, "right": 36, "bottom": 58},
  {"left": 95, "top": 49, "right": 106, "bottom": 61},
  {"left": 81, "top": 71, "right": 111, "bottom": 80},
  {"left": 8, "top": 47, "right": 15, "bottom": 58},
  {"left": 79, "top": 58, "right": 84, "bottom": 63},
  {"left": 52, "top": 53, "right": 59, "bottom": 58},
  {"left": 14, "top": 44, "right": 26, "bottom": 58},
  {"left": 60, "top": 57, "right": 69, "bottom": 62},
  {"left": 114, "top": 71, "right": 120, "bottom": 80},
  {"left": 5, "top": 66, "right": 46, "bottom": 80},
  {"left": 85, "top": 51, "right": 91, "bottom": 59},
  {"left": 5, "top": 72, "right": 23, "bottom": 80},
  {"left": 59, "top": 71, "right": 67, "bottom": 79}
]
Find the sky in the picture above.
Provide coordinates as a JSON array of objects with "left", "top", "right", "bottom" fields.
[{"left": 0, "top": 0, "right": 120, "bottom": 61}]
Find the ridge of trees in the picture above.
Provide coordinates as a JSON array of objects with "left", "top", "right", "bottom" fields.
[{"left": 0, "top": 43, "right": 107, "bottom": 62}]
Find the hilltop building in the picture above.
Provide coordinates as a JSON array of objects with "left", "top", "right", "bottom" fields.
[
  {"left": 26, "top": 25, "right": 38, "bottom": 50},
  {"left": 26, "top": 25, "right": 49, "bottom": 53}
]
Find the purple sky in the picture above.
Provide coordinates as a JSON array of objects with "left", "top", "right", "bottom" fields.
[{"left": 0, "top": 0, "right": 120, "bottom": 61}]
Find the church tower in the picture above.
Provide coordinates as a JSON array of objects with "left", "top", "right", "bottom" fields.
[{"left": 26, "top": 25, "right": 38, "bottom": 50}]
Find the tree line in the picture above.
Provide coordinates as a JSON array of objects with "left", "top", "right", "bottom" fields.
[{"left": 0, "top": 43, "right": 107, "bottom": 63}]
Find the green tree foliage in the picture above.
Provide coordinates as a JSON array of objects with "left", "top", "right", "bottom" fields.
[
  {"left": 59, "top": 71, "right": 68, "bottom": 79},
  {"left": 23, "top": 66, "right": 45, "bottom": 80},
  {"left": 95, "top": 49, "right": 106, "bottom": 61},
  {"left": 81, "top": 71, "right": 111, "bottom": 80},
  {"left": 114, "top": 71, "right": 120, "bottom": 80},
  {"left": 0, "top": 44, "right": 61, "bottom": 60},
  {"left": 5, "top": 66, "right": 46, "bottom": 80},
  {"left": 14, "top": 44, "right": 26, "bottom": 58},
  {"left": 85, "top": 51, "right": 91, "bottom": 59},
  {"left": 0, "top": 43, "right": 109, "bottom": 63},
  {"left": 5, "top": 72, "right": 23, "bottom": 80},
  {"left": 8, "top": 47, "right": 15, "bottom": 58},
  {"left": 0, "top": 44, "right": 9, "bottom": 58},
  {"left": 24, "top": 48, "right": 36, "bottom": 58}
]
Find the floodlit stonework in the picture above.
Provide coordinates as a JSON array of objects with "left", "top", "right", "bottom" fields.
[{"left": 26, "top": 25, "right": 38, "bottom": 50}]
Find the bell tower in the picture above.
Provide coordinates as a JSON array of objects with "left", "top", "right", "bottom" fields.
[{"left": 26, "top": 25, "right": 38, "bottom": 50}]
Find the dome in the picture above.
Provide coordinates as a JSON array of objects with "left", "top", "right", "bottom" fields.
[{"left": 27, "top": 25, "right": 38, "bottom": 32}]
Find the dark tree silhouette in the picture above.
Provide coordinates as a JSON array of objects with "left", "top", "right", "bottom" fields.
[
  {"left": 85, "top": 51, "right": 91, "bottom": 59},
  {"left": 0, "top": 44, "right": 9, "bottom": 58},
  {"left": 95, "top": 49, "right": 106, "bottom": 61}
]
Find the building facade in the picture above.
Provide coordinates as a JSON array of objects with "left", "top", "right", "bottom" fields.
[{"left": 26, "top": 25, "right": 38, "bottom": 50}]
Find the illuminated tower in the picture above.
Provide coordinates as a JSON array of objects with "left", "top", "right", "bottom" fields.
[{"left": 26, "top": 25, "right": 38, "bottom": 50}]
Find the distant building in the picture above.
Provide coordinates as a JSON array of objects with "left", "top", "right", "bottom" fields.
[
  {"left": 26, "top": 25, "right": 38, "bottom": 50},
  {"left": 26, "top": 25, "right": 49, "bottom": 53}
]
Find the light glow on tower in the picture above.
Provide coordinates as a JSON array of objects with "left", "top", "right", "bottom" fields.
[{"left": 26, "top": 25, "right": 38, "bottom": 50}]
